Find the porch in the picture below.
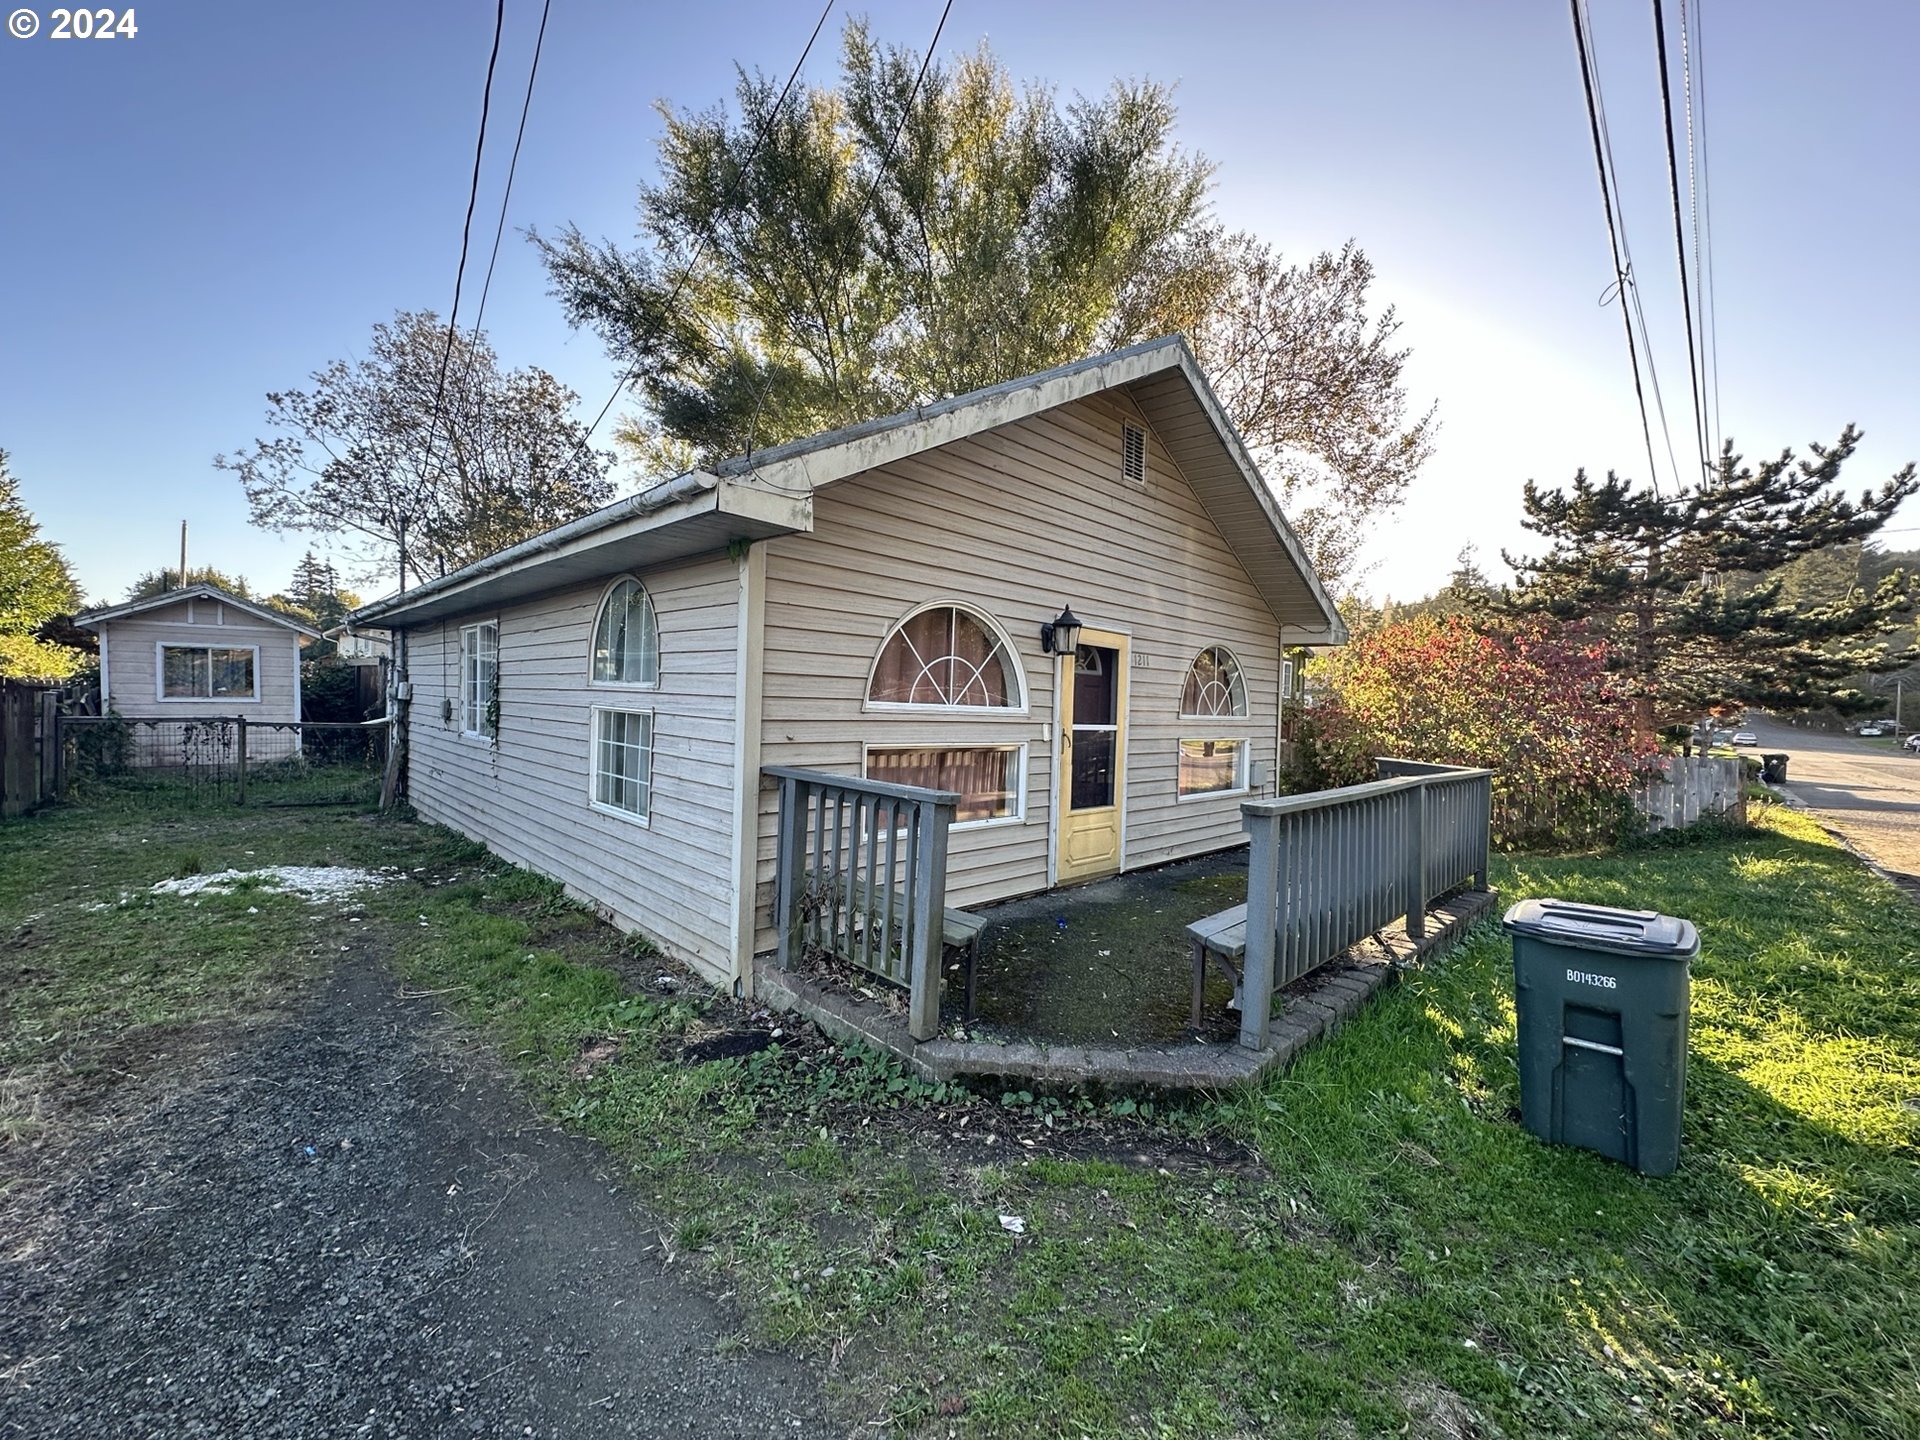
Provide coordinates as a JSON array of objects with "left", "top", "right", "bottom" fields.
[{"left": 756, "top": 759, "right": 1499, "bottom": 1089}]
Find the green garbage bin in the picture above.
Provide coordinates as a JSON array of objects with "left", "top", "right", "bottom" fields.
[
  {"left": 1761, "top": 752, "right": 1789, "bottom": 784},
  {"left": 1502, "top": 899, "right": 1698, "bottom": 1176}
]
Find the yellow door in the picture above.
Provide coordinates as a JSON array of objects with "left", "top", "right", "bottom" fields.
[{"left": 1056, "top": 629, "right": 1128, "bottom": 884}]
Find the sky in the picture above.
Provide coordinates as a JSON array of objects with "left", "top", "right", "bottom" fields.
[{"left": 2, "top": 0, "right": 1916, "bottom": 608}]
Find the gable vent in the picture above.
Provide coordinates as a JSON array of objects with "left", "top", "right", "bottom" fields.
[{"left": 1121, "top": 422, "right": 1147, "bottom": 485}]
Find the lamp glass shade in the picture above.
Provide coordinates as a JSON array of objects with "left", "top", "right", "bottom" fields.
[{"left": 1047, "top": 606, "right": 1084, "bottom": 656}]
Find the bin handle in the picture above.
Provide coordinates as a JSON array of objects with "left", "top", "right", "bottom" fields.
[{"left": 1563, "top": 1035, "right": 1625, "bottom": 1057}]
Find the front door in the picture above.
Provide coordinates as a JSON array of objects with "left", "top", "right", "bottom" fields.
[{"left": 1055, "top": 629, "right": 1128, "bottom": 884}]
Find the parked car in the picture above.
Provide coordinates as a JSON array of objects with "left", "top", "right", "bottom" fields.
[
  {"left": 1711, "top": 731, "right": 1734, "bottom": 746},
  {"left": 1732, "top": 731, "right": 1759, "bottom": 746},
  {"left": 1904, "top": 733, "right": 1920, "bottom": 753}
]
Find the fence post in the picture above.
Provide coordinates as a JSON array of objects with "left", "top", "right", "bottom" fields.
[
  {"left": 1239, "top": 807, "right": 1282, "bottom": 1051},
  {"left": 1405, "top": 781, "right": 1428, "bottom": 940},
  {"left": 773, "top": 774, "right": 806, "bottom": 971},
  {"left": 906, "top": 796, "right": 954, "bottom": 1042},
  {"left": 1474, "top": 774, "right": 1493, "bottom": 890},
  {"left": 234, "top": 716, "right": 248, "bottom": 805}
]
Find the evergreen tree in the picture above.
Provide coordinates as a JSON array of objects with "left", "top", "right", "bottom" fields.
[
  {"left": 1506, "top": 429, "right": 1919, "bottom": 732},
  {"left": 536, "top": 20, "right": 1434, "bottom": 589},
  {"left": 0, "top": 449, "right": 85, "bottom": 679},
  {"left": 126, "top": 565, "right": 254, "bottom": 601}
]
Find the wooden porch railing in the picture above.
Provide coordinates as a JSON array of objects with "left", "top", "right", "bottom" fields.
[
  {"left": 1237, "top": 759, "right": 1493, "bottom": 1050},
  {"left": 765, "top": 765, "right": 958, "bottom": 1041}
]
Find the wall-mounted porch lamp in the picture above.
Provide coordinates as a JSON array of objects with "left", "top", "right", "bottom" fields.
[{"left": 1040, "top": 605, "right": 1085, "bottom": 656}]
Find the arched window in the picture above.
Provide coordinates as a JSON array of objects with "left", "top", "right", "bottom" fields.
[
  {"left": 867, "top": 604, "right": 1022, "bottom": 709},
  {"left": 1180, "top": 646, "right": 1247, "bottom": 718},
  {"left": 591, "top": 578, "right": 659, "bottom": 686}
]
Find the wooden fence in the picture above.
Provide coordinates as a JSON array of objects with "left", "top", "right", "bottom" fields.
[
  {"left": 766, "top": 765, "right": 958, "bottom": 1041},
  {"left": 0, "top": 681, "right": 60, "bottom": 818},
  {"left": 1237, "top": 759, "right": 1493, "bottom": 1051},
  {"left": 1632, "top": 754, "right": 1748, "bottom": 831}
]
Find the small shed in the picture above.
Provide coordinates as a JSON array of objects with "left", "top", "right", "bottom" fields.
[{"left": 76, "top": 584, "right": 321, "bottom": 761}]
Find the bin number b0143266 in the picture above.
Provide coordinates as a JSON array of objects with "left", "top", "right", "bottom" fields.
[{"left": 1566, "top": 968, "right": 1618, "bottom": 990}]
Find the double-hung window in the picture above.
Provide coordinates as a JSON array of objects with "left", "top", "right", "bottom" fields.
[
  {"left": 459, "top": 622, "right": 498, "bottom": 738},
  {"left": 590, "top": 708, "right": 653, "bottom": 821}
]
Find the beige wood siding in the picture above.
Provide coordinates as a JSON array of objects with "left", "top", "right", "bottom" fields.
[
  {"left": 754, "top": 395, "right": 1283, "bottom": 951},
  {"left": 405, "top": 558, "right": 741, "bottom": 980},
  {"left": 102, "top": 600, "right": 304, "bottom": 727}
]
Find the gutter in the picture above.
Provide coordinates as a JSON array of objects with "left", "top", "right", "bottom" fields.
[{"left": 350, "top": 471, "right": 719, "bottom": 627}]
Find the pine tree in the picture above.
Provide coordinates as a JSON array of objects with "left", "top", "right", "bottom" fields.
[
  {"left": 1505, "top": 428, "right": 1919, "bottom": 733},
  {"left": 0, "top": 449, "right": 84, "bottom": 679}
]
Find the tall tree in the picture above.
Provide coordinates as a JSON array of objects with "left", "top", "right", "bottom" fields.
[
  {"left": 0, "top": 450, "right": 84, "bottom": 679},
  {"left": 217, "top": 311, "right": 616, "bottom": 587},
  {"left": 126, "top": 565, "right": 254, "bottom": 601},
  {"left": 537, "top": 21, "right": 1433, "bottom": 588},
  {"left": 1505, "top": 430, "right": 1920, "bottom": 732}
]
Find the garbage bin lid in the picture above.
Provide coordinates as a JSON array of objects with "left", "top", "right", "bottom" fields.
[{"left": 1502, "top": 898, "right": 1699, "bottom": 959}]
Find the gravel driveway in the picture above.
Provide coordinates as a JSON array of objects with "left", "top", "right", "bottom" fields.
[{"left": 0, "top": 946, "right": 834, "bottom": 1439}]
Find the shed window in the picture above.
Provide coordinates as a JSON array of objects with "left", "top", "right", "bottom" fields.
[
  {"left": 591, "top": 708, "right": 653, "bottom": 820},
  {"left": 459, "top": 622, "right": 498, "bottom": 737},
  {"left": 591, "top": 578, "right": 659, "bottom": 687},
  {"left": 869, "top": 605, "right": 1021, "bottom": 709},
  {"left": 1180, "top": 646, "right": 1248, "bottom": 718},
  {"left": 866, "top": 745, "right": 1023, "bottom": 824},
  {"left": 160, "top": 645, "right": 257, "bottom": 700},
  {"left": 1177, "top": 738, "right": 1248, "bottom": 798}
]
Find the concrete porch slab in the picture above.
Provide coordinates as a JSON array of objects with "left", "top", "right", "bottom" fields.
[{"left": 754, "top": 887, "right": 1500, "bottom": 1091}]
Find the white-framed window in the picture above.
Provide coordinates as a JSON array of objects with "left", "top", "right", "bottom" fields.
[
  {"left": 157, "top": 643, "right": 259, "bottom": 701},
  {"left": 866, "top": 603, "right": 1025, "bottom": 711},
  {"left": 589, "top": 707, "right": 653, "bottom": 822},
  {"left": 459, "top": 621, "right": 498, "bottom": 738},
  {"left": 1181, "top": 645, "right": 1248, "bottom": 718},
  {"left": 865, "top": 744, "right": 1026, "bottom": 827},
  {"left": 1177, "top": 738, "right": 1249, "bottom": 799},
  {"left": 1281, "top": 657, "right": 1297, "bottom": 698},
  {"left": 591, "top": 577, "right": 659, "bottom": 687}
]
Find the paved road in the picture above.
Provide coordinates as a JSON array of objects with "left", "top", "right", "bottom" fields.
[
  {"left": 0, "top": 950, "right": 835, "bottom": 1440},
  {"left": 1746, "top": 715, "right": 1920, "bottom": 887}
]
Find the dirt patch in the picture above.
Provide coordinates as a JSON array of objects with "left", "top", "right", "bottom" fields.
[
  {"left": 0, "top": 949, "right": 833, "bottom": 1439},
  {"left": 681, "top": 1029, "right": 776, "bottom": 1064}
]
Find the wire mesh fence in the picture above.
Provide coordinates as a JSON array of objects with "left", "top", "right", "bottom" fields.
[{"left": 57, "top": 715, "right": 388, "bottom": 810}]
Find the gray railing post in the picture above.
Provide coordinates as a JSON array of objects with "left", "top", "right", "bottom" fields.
[
  {"left": 1405, "top": 780, "right": 1427, "bottom": 940},
  {"left": 906, "top": 796, "right": 954, "bottom": 1042},
  {"left": 1474, "top": 774, "right": 1493, "bottom": 890},
  {"left": 774, "top": 774, "right": 807, "bottom": 970},
  {"left": 234, "top": 716, "right": 248, "bottom": 806},
  {"left": 1239, "top": 808, "right": 1282, "bottom": 1050}
]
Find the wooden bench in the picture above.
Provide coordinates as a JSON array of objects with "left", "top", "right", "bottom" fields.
[
  {"left": 1186, "top": 903, "right": 1248, "bottom": 1025},
  {"left": 807, "top": 869, "right": 988, "bottom": 1018}
]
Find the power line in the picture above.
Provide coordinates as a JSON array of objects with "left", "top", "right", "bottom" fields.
[
  {"left": 463, "top": 0, "right": 553, "bottom": 365},
  {"left": 430, "top": 0, "right": 508, "bottom": 434},
  {"left": 750, "top": 0, "right": 957, "bottom": 456},
  {"left": 1682, "top": 0, "right": 1724, "bottom": 468},
  {"left": 572, "top": 0, "right": 838, "bottom": 462},
  {"left": 1570, "top": 0, "right": 1665, "bottom": 496},
  {"left": 1650, "top": 0, "right": 1710, "bottom": 484}
]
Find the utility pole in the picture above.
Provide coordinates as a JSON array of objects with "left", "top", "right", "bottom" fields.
[{"left": 178, "top": 520, "right": 188, "bottom": 589}]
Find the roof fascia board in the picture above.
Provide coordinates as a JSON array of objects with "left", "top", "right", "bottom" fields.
[
  {"left": 76, "top": 585, "right": 323, "bottom": 639},
  {"left": 352, "top": 478, "right": 811, "bottom": 628}
]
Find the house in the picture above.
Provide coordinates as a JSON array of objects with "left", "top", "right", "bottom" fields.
[
  {"left": 76, "top": 584, "right": 321, "bottom": 761},
  {"left": 349, "top": 336, "right": 1345, "bottom": 989}
]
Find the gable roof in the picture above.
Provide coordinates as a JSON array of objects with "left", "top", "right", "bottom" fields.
[
  {"left": 351, "top": 335, "right": 1346, "bottom": 642},
  {"left": 76, "top": 583, "right": 324, "bottom": 640}
]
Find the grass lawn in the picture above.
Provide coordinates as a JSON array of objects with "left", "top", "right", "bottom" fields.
[{"left": 4, "top": 798, "right": 1917, "bottom": 1437}]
